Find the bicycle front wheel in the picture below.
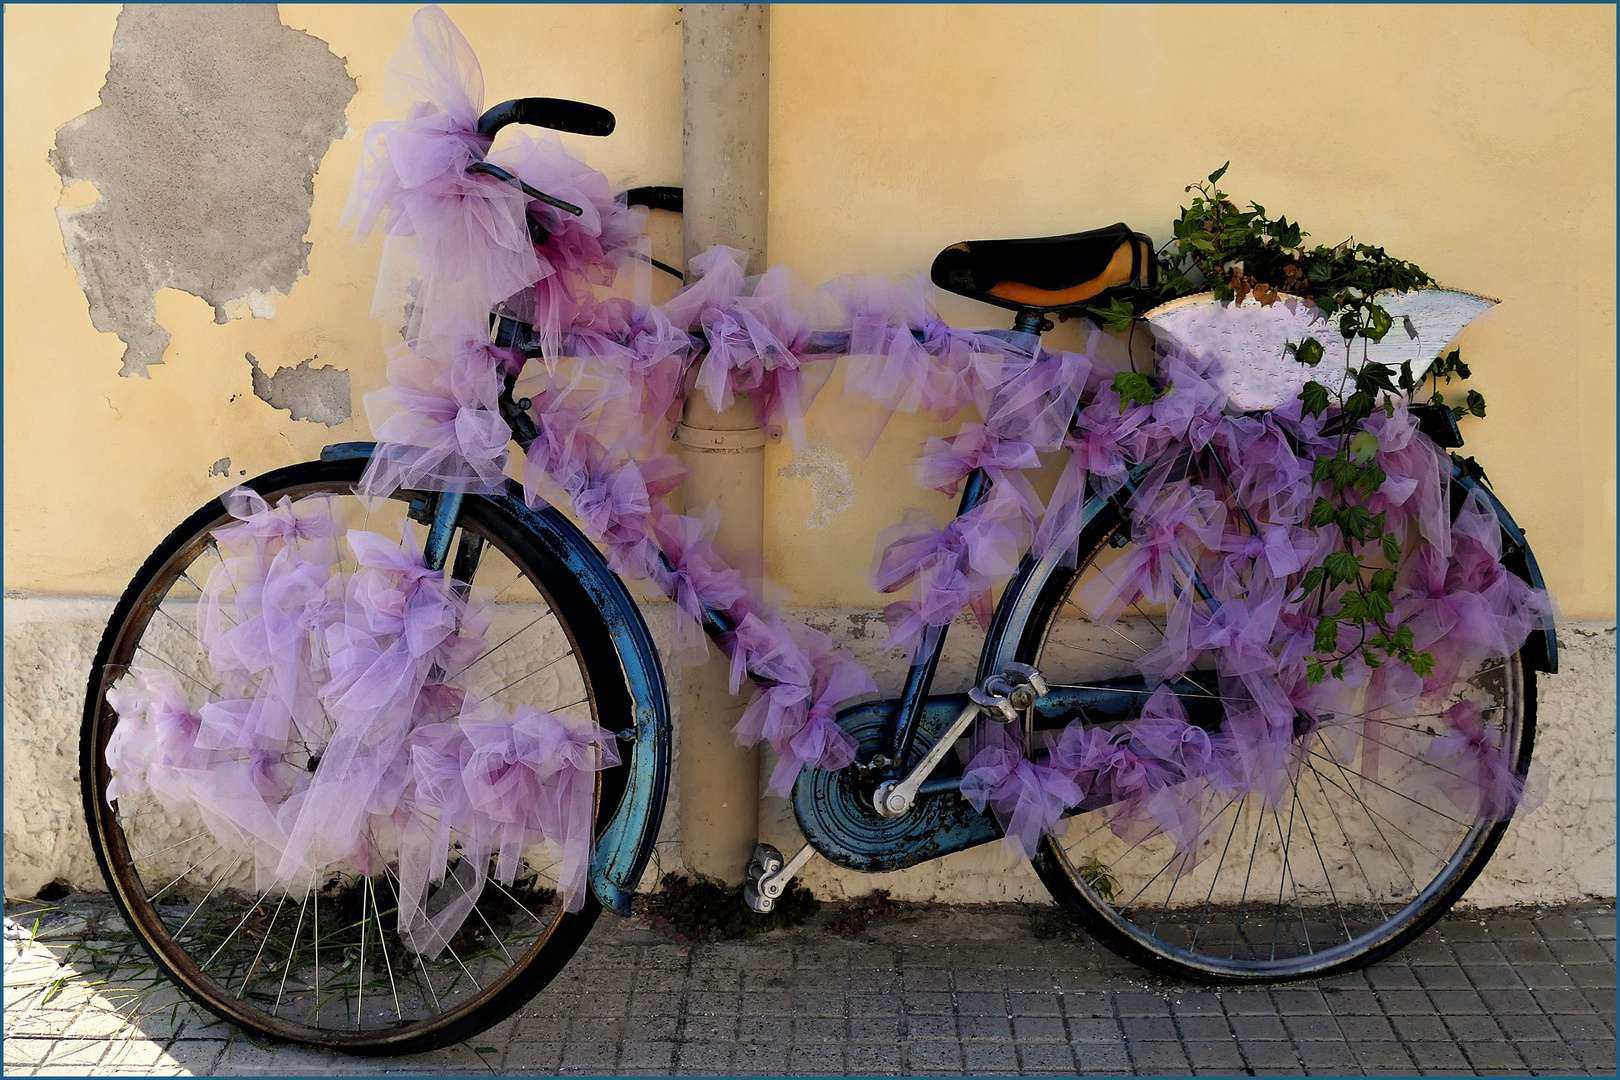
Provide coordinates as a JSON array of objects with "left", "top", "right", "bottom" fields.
[
  {"left": 81, "top": 457, "right": 634, "bottom": 1053},
  {"left": 1006, "top": 489, "right": 1535, "bottom": 983}
]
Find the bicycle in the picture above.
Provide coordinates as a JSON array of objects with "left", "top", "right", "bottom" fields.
[{"left": 80, "top": 81, "right": 1556, "bottom": 1055}]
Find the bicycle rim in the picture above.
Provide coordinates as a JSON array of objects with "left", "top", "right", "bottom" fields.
[
  {"left": 1015, "top": 503, "right": 1533, "bottom": 983},
  {"left": 81, "top": 460, "right": 629, "bottom": 1052}
]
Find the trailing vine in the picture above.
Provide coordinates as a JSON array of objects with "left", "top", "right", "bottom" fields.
[{"left": 1091, "top": 165, "right": 1498, "bottom": 686}]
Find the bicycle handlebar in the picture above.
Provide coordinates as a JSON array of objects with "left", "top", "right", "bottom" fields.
[{"left": 476, "top": 97, "right": 616, "bottom": 140}]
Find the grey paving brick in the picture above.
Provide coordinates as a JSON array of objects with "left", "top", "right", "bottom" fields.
[
  {"left": 1176, "top": 1015, "right": 1232, "bottom": 1041},
  {"left": 954, "top": 991, "right": 1004, "bottom": 1016},
  {"left": 1389, "top": 1013, "right": 1451, "bottom": 1041},
  {"left": 1334, "top": 1013, "right": 1395, "bottom": 1042},
  {"left": 844, "top": 1041, "right": 902, "bottom": 1073},
  {"left": 1011, "top": 1013, "right": 1065, "bottom": 1042},
  {"left": 1272, "top": 988, "right": 1331, "bottom": 1014},
  {"left": 618, "top": 1039, "right": 675, "bottom": 1070},
  {"left": 1569, "top": 962, "right": 1619, "bottom": 989},
  {"left": 1425, "top": 987, "right": 1487, "bottom": 1014},
  {"left": 1228, "top": 1012, "right": 1288, "bottom": 1040},
  {"left": 559, "top": 1038, "right": 618, "bottom": 1070},
  {"left": 1414, "top": 963, "right": 1473, "bottom": 990},
  {"left": 674, "top": 1040, "right": 731, "bottom": 1072},
  {"left": 957, "top": 1012, "right": 1011, "bottom": 1041},
  {"left": 1515, "top": 1040, "right": 1584, "bottom": 1073},
  {"left": 1352, "top": 1040, "right": 1416, "bottom": 1069},
  {"left": 1065, "top": 1016, "right": 1123, "bottom": 1042},
  {"left": 961, "top": 1040, "right": 1018, "bottom": 1071},
  {"left": 1444, "top": 1012, "right": 1506, "bottom": 1041},
  {"left": 1170, "top": 994, "right": 1225, "bottom": 1017},
  {"left": 1405, "top": 1039, "right": 1469, "bottom": 1069},
  {"left": 1221, "top": 990, "right": 1278, "bottom": 1015},
  {"left": 1582, "top": 912, "right": 1617, "bottom": 939},
  {"left": 1323, "top": 988, "right": 1382, "bottom": 1016},
  {"left": 1113, "top": 991, "right": 1171, "bottom": 1016},
  {"left": 903, "top": 1040, "right": 961, "bottom": 1072},
  {"left": 1182, "top": 1039, "right": 1245, "bottom": 1069},
  {"left": 902, "top": 990, "right": 954, "bottom": 1015},
  {"left": 1120, "top": 1014, "right": 1177, "bottom": 1041},
  {"left": 1365, "top": 964, "right": 1421, "bottom": 989},
  {"left": 1479, "top": 986, "right": 1539, "bottom": 1014},
  {"left": 1018, "top": 1041, "right": 1077, "bottom": 1071},
  {"left": 1512, "top": 961, "right": 1576, "bottom": 988},
  {"left": 794, "top": 1015, "right": 845, "bottom": 1041},
  {"left": 1237, "top": 1039, "right": 1301, "bottom": 1068},
  {"left": 1296, "top": 1040, "right": 1358, "bottom": 1069},
  {"left": 1008, "top": 992, "right": 1062, "bottom": 1016},
  {"left": 1553, "top": 1012, "right": 1617, "bottom": 1041},
  {"left": 1377, "top": 988, "right": 1438, "bottom": 1014},
  {"left": 1460, "top": 1040, "right": 1527, "bottom": 1070},
  {"left": 1533, "top": 985, "right": 1597, "bottom": 1013},
  {"left": 1284, "top": 1012, "right": 1344, "bottom": 1041},
  {"left": 788, "top": 1042, "right": 844, "bottom": 1074},
  {"left": 1128, "top": 1040, "right": 1190, "bottom": 1070},
  {"left": 1567, "top": 1038, "right": 1620, "bottom": 1068}
]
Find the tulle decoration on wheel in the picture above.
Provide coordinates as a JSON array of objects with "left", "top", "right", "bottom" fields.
[{"left": 105, "top": 491, "right": 618, "bottom": 957}]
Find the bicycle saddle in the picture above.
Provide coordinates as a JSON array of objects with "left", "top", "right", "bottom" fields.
[{"left": 930, "top": 222, "right": 1155, "bottom": 314}]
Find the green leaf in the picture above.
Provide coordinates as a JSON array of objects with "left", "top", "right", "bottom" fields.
[
  {"left": 1112, "top": 371, "right": 1160, "bottom": 413},
  {"left": 1314, "top": 616, "right": 1340, "bottom": 653},
  {"left": 1343, "top": 391, "right": 1375, "bottom": 422},
  {"left": 1337, "top": 504, "right": 1373, "bottom": 540},
  {"left": 1208, "top": 161, "right": 1230, "bottom": 185},
  {"left": 1306, "top": 661, "right": 1327, "bottom": 686},
  {"left": 1382, "top": 534, "right": 1401, "bottom": 563},
  {"left": 1308, "top": 497, "right": 1337, "bottom": 528},
  {"left": 1330, "top": 662, "right": 1345, "bottom": 680},
  {"left": 1408, "top": 651, "right": 1436, "bottom": 677},
  {"left": 1466, "top": 389, "right": 1487, "bottom": 418},
  {"left": 1349, "top": 430, "right": 1381, "bottom": 465},
  {"left": 1365, "top": 303, "right": 1394, "bottom": 342},
  {"left": 1288, "top": 337, "right": 1325, "bottom": 367},
  {"left": 1324, "top": 550, "right": 1361, "bottom": 585},
  {"left": 1366, "top": 590, "right": 1394, "bottom": 618},
  {"left": 1371, "top": 566, "right": 1397, "bottom": 593},
  {"left": 1088, "top": 296, "right": 1138, "bottom": 333},
  {"left": 1398, "top": 361, "right": 1415, "bottom": 392},
  {"left": 1292, "top": 565, "right": 1326, "bottom": 603},
  {"left": 1300, "top": 381, "right": 1330, "bottom": 418}
]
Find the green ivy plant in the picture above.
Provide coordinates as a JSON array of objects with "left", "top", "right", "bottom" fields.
[{"left": 1087, "top": 165, "right": 1498, "bottom": 686}]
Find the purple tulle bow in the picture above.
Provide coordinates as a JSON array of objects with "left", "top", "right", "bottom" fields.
[{"left": 961, "top": 723, "right": 1083, "bottom": 859}]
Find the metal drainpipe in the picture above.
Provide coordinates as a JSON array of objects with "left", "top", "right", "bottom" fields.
[{"left": 677, "top": 2, "right": 769, "bottom": 886}]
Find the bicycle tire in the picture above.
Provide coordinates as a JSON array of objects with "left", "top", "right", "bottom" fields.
[
  {"left": 81, "top": 457, "right": 634, "bottom": 1053},
  {"left": 1000, "top": 482, "right": 1536, "bottom": 983}
]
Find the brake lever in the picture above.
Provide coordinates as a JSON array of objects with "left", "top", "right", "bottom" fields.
[{"left": 465, "top": 161, "right": 584, "bottom": 217}]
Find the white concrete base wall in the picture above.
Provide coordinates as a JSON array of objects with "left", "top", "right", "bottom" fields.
[{"left": 5, "top": 595, "right": 1613, "bottom": 906}]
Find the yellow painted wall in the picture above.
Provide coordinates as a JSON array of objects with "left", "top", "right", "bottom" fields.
[
  {"left": 6, "top": 4, "right": 1615, "bottom": 623},
  {"left": 765, "top": 3, "right": 1616, "bottom": 621}
]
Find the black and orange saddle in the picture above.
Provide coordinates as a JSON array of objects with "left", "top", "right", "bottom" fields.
[{"left": 930, "top": 222, "right": 1156, "bottom": 315}]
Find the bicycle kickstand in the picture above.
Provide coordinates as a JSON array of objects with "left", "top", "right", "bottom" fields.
[{"left": 743, "top": 842, "right": 815, "bottom": 914}]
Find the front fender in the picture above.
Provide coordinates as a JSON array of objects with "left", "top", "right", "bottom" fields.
[{"left": 321, "top": 442, "right": 671, "bottom": 913}]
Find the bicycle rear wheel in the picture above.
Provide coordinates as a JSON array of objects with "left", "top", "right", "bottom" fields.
[
  {"left": 1007, "top": 490, "right": 1535, "bottom": 983},
  {"left": 81, "top": 457, "right": 633, "bottom": 1053}
]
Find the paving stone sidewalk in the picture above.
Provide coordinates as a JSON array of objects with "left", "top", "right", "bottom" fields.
[{"left": 3, "top": 896, "right": 1614, "bottom": 1077}]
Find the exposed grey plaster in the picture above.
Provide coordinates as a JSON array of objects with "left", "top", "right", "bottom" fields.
[
  {"left": 50, "top": 5, "right": 357, "bottom": 377},
  {"left": 208, "top": 457, "right": 232, "bottom": 477},
  {"left": 245, "top": 353, "right": 351, "bottom": 427},
  {"left": 777, "top": 439, "right": 855, "bottom": 529}
]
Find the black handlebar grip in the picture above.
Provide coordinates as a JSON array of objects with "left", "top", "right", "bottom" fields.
[{"left": 476, "top": 97, "right": 616, "bottom": 140}]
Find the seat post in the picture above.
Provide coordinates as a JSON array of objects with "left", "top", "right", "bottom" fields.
[{"left": 1012, "top": 308, "right": 1054, "bottom": 335}]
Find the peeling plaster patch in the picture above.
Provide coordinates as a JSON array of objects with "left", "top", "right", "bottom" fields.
[
  {"left": 778, "top": 439, "right": 856, "bottom": 529},
  {"left": 246, "top": 353, "right": 351, "bottom": 427},
  {"left": 208, "top": 457, "right": 232, "bottom": 477},
  {"left": 50, "top": 5, "right": 357, "bottom": 377}
]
